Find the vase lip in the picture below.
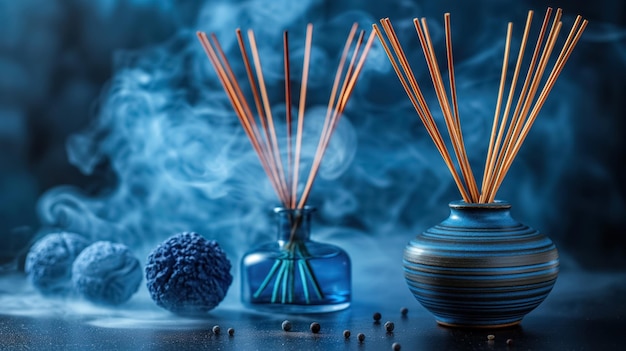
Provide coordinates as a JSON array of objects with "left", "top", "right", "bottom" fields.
[
  {"left": 273, "top": 205, "right": 317, "bottom": 214},
  {"left": 449, "top": 200, "right": 511, "bottom": 209}
]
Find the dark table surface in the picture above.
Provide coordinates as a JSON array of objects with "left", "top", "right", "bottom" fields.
[{"left": 1, "top": 268, "right": 625, "bottom": 351}]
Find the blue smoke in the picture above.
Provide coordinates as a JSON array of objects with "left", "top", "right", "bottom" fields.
[{"left": 0, "top": 0, "right": 624, "bottom": 272}]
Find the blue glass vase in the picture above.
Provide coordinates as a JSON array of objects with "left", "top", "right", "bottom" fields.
[
  {"left": 241, "top": 207, "right": 351, "bottom": 313},
  {"left": 403, "top": 201, "right": 559, "bottom": 328}
]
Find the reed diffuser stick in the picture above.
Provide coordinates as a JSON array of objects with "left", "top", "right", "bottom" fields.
[
  {"left": 444, "top": 14, "right": 479, "bottom": 202},
  {"left": 489, "top": 15, "right": 587, "bottom": 201},
  {"left": 483, "top": 10, "right": 545, "bottom": 202},
  {"left": 374, "top": 19, "right": 471, "bottom": 202},
  {"left": 292, "top": 24, "right": 313, "bottom": 210},
  {"left": 375, "top": 8, "right": 587, "bottom": 203},
  {"left": 486, "top": 9, "right": 563, "bottom": 202},
  {"left": 197, "top": 23, "right": 374, "bottom": 304},
  {"left": 415, "top": 17, "right": 480, "bottom": 202},
  {"left": 481, "top": 22, "right": 513, "bottom": 203},
  {"left": 284, "top": 31, "right": 294, "bottom": 209},
  {"left": 298, "top": 29, "right": 376, "bottom": 209}
]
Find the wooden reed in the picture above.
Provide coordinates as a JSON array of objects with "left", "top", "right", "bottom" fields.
[
  {"left": 375, "top": 8, "right": 587, "bottom": 203},
  {"left": 198, "top": 24, "right": 375, "bottom": 209}
]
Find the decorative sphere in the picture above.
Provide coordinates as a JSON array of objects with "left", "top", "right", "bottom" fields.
[
  {"left": 145, "top": 232, "right": 232, "bottom": 315},
  {"left": 72, "top": 241, "right": 143, "bottom": 305},
  {"left": 25, "top": 232, "right": 90, "bottom": 294}
]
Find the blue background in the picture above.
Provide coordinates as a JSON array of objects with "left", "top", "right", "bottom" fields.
[{"left": 0, "top": 0, "right": 624, "bottom": 272}]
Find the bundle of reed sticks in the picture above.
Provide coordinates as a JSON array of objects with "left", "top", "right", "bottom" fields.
[
  {"left": 197, "top": 24, "right": 375, "bottom": 209},
  {"left": 374, "top": 8, "right": 587, "bottom": 203}
]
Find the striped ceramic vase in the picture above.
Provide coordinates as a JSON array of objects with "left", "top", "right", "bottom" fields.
[{"left": 403, "top": 201, "right": 559, "bottom": 328}]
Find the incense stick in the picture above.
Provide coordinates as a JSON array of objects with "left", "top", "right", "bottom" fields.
[{"left": 375, "top": 8, "right": 586, "bottom": 203}]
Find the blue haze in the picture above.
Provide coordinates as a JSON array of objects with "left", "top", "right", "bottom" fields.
[{"left": 0, "top": 0, "right": 624, "bottom": 272}]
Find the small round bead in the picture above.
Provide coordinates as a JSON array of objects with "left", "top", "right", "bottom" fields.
[
  {"left": 343, "top": 330, "right": 351, "bottom": 338},
  {"left": 212, "top": 325, "right": 221, "bottom": 335},
  {"left": 506, "top": 338, "right": 513, "bottom": 346},
  {"left": 227, "top": 328, "right": 235, "bottom": 336},
  {"left": 487, "top": 334, "right": 495, "bottom": 340},
  {"left": 373, "top": 312, "right": 382, "bottom": 322},
  {"left": 392, "top": 342, "right": 402, "bottom": 351},
  {"left": 310, "top": 322, "right": 321, "bottom": 334},
  {"left": 384, "top": 321, "right": 395, "bottom": 332},
  {"left": 357, "top": 333, "right": 365, "bottom": 342},
  {"left": 400, "top": 307, "right": 408, "bottom": 316},
  {"left": 281, "top": 320, "right": 292, "bottom": 332}
]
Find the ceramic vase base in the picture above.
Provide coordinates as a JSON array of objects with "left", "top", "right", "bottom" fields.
[
  {"left": 404, "top": 201, "right": 559, "bottom": 330},
  {"left": 436, "top": 319, "right": 521, "bottom": 329},
  {"left": 243, "top": 302, "right": 350, "bottom": 314}
]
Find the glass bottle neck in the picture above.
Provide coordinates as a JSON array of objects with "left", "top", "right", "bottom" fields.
[{"left": 275, "top": 207, "right": 315, "bottom": 244}]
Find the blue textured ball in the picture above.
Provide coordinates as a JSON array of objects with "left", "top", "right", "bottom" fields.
[
  {"left": 25, "top": 232, "right": 90, "bottom": 294},
  {"left": 72, "top": 241, "right": 143, "bottom": 305},
  {"left": 145, "top": 232, "right": 232, "bottom": 315}
]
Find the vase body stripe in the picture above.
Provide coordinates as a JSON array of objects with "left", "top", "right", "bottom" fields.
[{"left": 403, "top": 201, "right": 558, "bottom": 327}]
